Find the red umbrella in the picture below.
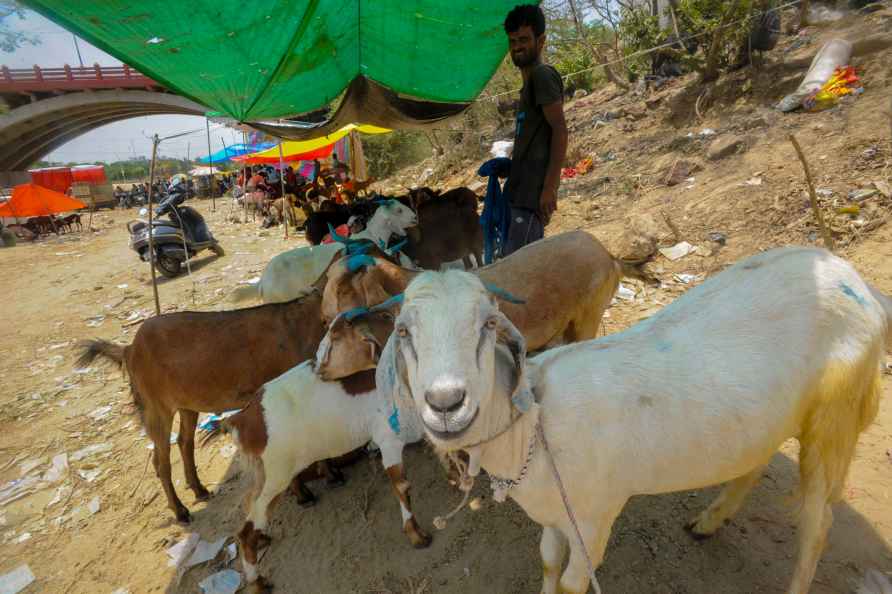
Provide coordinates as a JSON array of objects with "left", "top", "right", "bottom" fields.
[{"left": 0, "top": 183, "right": 87, "bottom": 218}]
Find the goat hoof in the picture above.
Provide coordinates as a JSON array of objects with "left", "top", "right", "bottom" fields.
[
  {"left": 683, "top": 520, "right": 712, "bottom": 541},
  {"left": 175, "top": 507, "right": 192, "bottom": 524},
  {"left": 193, "top": 487, "right": 212, "bottom": 502},
  {"left": 253, "top": 575, "right": 274, "bottom": 593},
  {"left": 296, "top": 494, "right": 317, "bottom": 508},
  {"left": 406, "top": 521, "right": 432, "bottom": 549}
]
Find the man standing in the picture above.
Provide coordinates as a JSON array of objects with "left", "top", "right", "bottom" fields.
[{"left": 502, "top": 4, "right": 567, "bottom": 256}]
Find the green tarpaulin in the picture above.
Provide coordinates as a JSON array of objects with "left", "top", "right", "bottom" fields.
[{"left": 25, "top": 1, "right": 520, "bottom": 134}]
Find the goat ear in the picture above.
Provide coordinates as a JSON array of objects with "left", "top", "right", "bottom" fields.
[
  {"left": 376, "top": 334, "right": 412, "bottom": 436},
  {"left": 495, "top": 311, "right": 534, "bottom": 413}
]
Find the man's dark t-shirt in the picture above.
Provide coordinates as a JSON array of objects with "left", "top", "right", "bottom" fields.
[{"left": 504, "top": 63, "right": 564, "bottom": 211}]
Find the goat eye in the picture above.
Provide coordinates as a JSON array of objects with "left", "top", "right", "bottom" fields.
[
  {"left": 396, "top": 325, "right": 408, "bottom": 338},
  {"left": 485, "top": 318, "right": 498, "bottom": 331}
]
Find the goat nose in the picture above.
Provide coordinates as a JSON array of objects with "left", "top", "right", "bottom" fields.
[{"left": 424, "top": 387, "right": 467, "bottom": 413}]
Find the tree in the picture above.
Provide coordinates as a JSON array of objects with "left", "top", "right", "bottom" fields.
[{"left": 0, "top": 2, "right": 40, "bottom": 53}]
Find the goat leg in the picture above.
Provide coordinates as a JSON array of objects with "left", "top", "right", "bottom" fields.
[
  {"left": 177, "top": 410, "right": 211, "bottom": 501},
  {"left": 385, "top": 463, "right": 431, "bottom": 549},
  {"left": 287, "top": 475, "right": 317, "bottom": 507},
  {"left": 318, "top": 459, "right": 346, "bottom": 488}
]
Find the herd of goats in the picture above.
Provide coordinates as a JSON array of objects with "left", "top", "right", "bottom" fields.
[
  {"left": 73, "top": 184, "right": 891, "bottom": 594},
  {"left": 6, "top": 213, "right": 83, "bottom": 239}
]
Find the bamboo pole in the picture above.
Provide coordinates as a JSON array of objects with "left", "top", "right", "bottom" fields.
[
  {"left": 789, "top": 134, "right": 834, "bottom": 252},
  {"left": 242, "top": 130, "right": 249, "bottom": 222},
  {"left": 146, "top": 134, "right": 162, "bottom": 316},
  {"left": 205, "top": 117, "right": 215, "bottom": 211},
  {"left": 278, "top": 141, "right": 287, "bottom": 239}
]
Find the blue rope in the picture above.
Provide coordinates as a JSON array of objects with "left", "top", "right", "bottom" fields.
[{"left": 483, "top": 282, "right": 525, "bottom": 304}]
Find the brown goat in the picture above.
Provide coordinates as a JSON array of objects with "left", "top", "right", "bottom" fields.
[
  {"left": 75, "top": 288, "right": 338, "bottom": 523},
  {"left": 317, "top": 230, "right": 652, "bottom": 380},
  {"left": 401, "top": 187, "right": 483, "bottom": 270}
]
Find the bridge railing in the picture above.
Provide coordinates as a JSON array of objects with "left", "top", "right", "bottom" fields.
[{"left": 0, "top": 64, "right": 161, "bottom": 92}]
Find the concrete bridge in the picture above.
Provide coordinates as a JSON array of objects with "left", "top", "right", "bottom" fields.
[{"left": 0, "top": 64, "right": 207, "bottom": 170}]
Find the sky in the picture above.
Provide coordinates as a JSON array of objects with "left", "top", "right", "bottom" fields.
[{"left": 3, "top": 9, "right": 243, "bottom": 163}]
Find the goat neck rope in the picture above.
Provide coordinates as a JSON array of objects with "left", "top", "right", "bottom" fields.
[{"left": 472, "top": 403, "right": 604, "bottom": 594}]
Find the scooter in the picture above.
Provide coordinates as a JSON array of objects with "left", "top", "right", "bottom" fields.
[{"left": 127, "top": 182, "right": 223, "bottom": 278}]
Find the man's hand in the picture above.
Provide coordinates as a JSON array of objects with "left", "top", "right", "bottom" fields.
[{"left": 539, "top": 185, "right": 557, "bottom": 225}]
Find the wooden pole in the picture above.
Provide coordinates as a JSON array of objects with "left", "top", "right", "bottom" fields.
[
  {"left": 242, "top": 130, "right": 249, "bottom": 222},
  {"left": 147, "top": 134, "right": 162, "bottom": 316},
  {"left": 206, "top": 117, "right": 215, "bottom": 211},
  {"left": 278, "top": 140, "right": 288, "bottom": 239},
  {"left": 789, "top": 134, "right": 834, "bottom": 252}
]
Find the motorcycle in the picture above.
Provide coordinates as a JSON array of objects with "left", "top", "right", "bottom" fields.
[{"left": 126, "top": 181, "right": 224, "bottom": 278}]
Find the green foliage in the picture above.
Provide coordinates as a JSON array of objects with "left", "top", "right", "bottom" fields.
[
  {"left": 362, "top": 131, "right": 432, "bottom": 179},
  {"left": 618, "top": 0, "right": 756, "bottom": 79},
  {"left": 0, "top": 2, "right": 39, "bottom": 53},
  {"left": 617, "top": 6, "right": 666, "bottom": 78}
]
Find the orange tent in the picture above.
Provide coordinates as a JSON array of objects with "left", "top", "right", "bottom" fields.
[{"left": 0, "top": 183, "right": 87, "bottom": 218}]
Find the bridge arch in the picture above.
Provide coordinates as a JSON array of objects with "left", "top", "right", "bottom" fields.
[{"left": 0, "top": 90, "right": 206, "bottom": 170}]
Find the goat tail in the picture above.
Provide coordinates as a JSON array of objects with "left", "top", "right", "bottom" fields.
[
  {"left": 867, "top": 283, "right": 892, "bottom": 348},
  {"left": 614, "top": 255, "right": 658, "bottom": 286},
  {"left": 74, "top": 339, "right": 126, "bottom": 371},
  {"left": 230, "top": 283, "right": 261, "bottom": 304}
]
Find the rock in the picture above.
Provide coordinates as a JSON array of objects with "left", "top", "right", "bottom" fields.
[
  {"left": 665, "top": 161, "right": 703, "bottom": 186},
  {"left": 615, "top": 213, "right": 661, "bottom": 260},
  {"left": 622, "top": 103, "right": 647, "bottom": 120},
  {"left": 743, "top": 115, "right": 770, "bottom": 130},
  {"left": 707, "top": 135, "right": 747, "bottom": 161},
  {"left": 873, "top": 181, "right": 891, "bottom": 199}
]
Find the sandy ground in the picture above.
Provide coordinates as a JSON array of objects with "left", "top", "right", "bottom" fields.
[
  {"left": 3, "top": 7, "right": 892, "bottom": 593},
  {"left": 0, "top": 196, "right": 890, "bottom": 594}
]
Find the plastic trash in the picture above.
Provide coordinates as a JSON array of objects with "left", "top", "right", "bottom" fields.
[
  {"left": 42, "top": 453, "right": 68, "bottom": 483},
  {"left": 198, "top": 410, "right": 241, "bottom": 433},
  {"left": 777, "top": 39, "right": 852, "bottom": 112},
  {"left": 87, "top": 496, "right": 100, "bottom": 515},
  {"left": 198, "top": 570, "right": 241, "bottom": 594},
  {"left": 659, "top": 241, "right": 694, "bottom": 261},
  {"left": 0, "top": 565, "right": 35, "bottom": 594},
  {"left": 490, "top": 140, "right": 514, "bottom": 159},
  {"left": 71, "top": 443, "right": 112, "bottom": 462}
]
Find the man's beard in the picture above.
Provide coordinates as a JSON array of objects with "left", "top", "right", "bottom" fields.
[{"left": 511, "top": 49, "right": 538, "bottom": 68}]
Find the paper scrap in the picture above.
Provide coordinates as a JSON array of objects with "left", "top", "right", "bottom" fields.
[
  {"left": 0, "top": 565, "right": 35, "bottom": 594},
  {"left": 658, "top": 241, "right": 693, "bottom": 261}
]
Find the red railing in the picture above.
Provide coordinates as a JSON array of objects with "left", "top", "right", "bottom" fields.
[{"left": 0, "top": 64, "right": 162, "bottom": 93}]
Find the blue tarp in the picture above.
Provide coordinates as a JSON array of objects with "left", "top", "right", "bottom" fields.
[{"left": 197, "top": 142, "right": 276, "bottom": 164}]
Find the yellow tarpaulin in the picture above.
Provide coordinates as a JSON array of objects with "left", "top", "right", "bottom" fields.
[{"left": 238, "top": 124, "right": 390, "bottom": 164}]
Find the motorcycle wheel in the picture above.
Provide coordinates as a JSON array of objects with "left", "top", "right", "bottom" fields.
[
  {"left": 210, "top": 243, "right": 225, "bottom": 257},
  {"left": 155, "top": 255, "right": 182, "bottom": 278}
]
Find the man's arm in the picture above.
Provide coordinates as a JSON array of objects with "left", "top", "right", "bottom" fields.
[{"left": 540, "top": 100, "right": 567, "bottom": 225}]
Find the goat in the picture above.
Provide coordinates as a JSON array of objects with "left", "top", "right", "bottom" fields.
[
  {"left": 315, "top": 230, "right": 650, "bottom": 380},
  {"left": 221, "top": 361, "right": 430, "bottom": 591},
  {"left": 231, "top": 199, "right": 416, "bottom": 304},
  {"left": 400, "top": 187, "right": 483, "bottom": 270},
  {"left": 74, "top": 288, "right": 342, "bottom": 524},
  {"left": 381, "top": 247, "right": 889, "bottom": 594}
]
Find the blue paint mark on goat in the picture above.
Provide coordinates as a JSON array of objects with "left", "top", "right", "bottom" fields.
[
  {"left": 388, "top": 405, "right": 401, "bottom": 434},
  {"left": 840, "top": 282, "right": 867, "bottom": 307},
  {"left": 346, "top": 254, "right": 376, "bottom": 273}
]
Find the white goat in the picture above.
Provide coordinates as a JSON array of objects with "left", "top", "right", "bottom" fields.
[
  {"left": 231, "top": 199, "right": 417, "bottom": 303},
  {"left": 379, "top": 247, "right": 888, "bottom": 594},
  {"left": 225, "top": 361, "right": 429, "bottom": 590}
]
